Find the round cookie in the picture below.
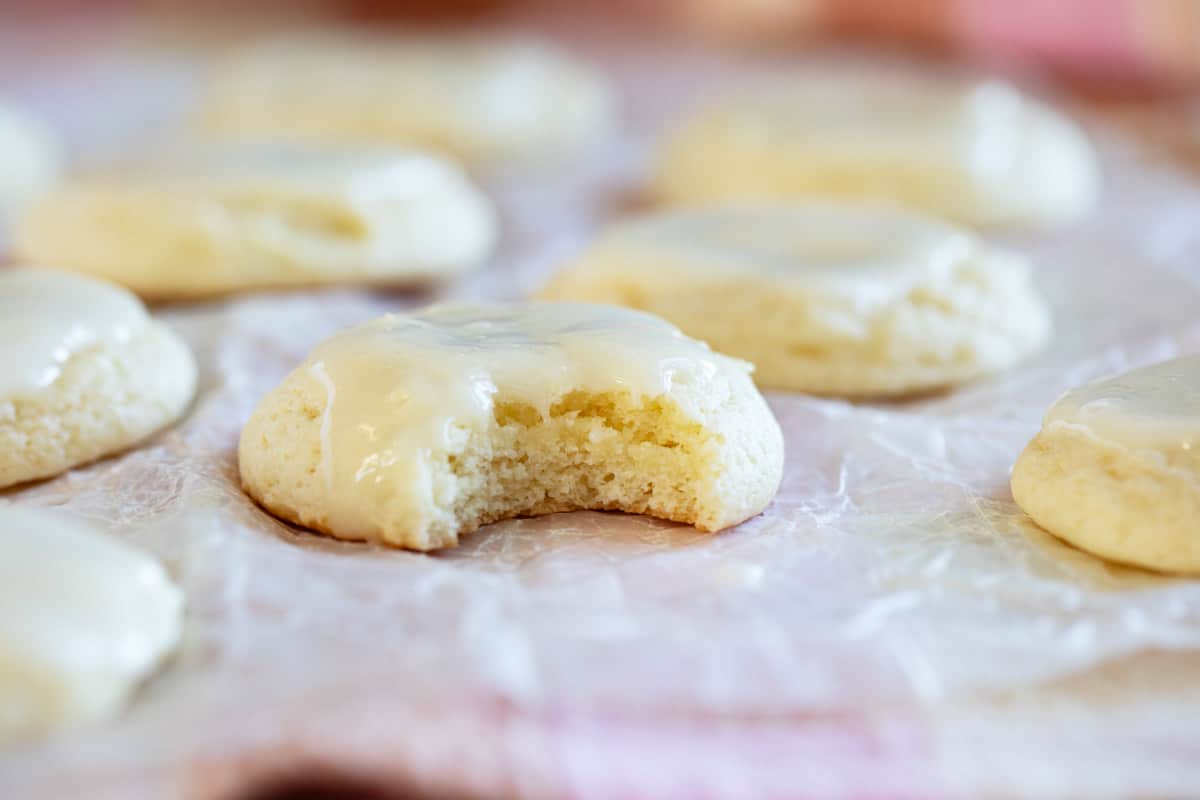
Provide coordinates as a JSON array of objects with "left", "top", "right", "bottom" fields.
[
  {"left": 201, "top": 34, "right": 614, "bottom": 163},
  {"left": 0, "top": 268, "right": 197, "bottom": 489},
  {"left": 539, "top": 204, "right": 1051, "bottom": 397},
  {"left": 239, "top": 303, "right": 784, "bottom": 551},
  {"left": 0, "top": 103, "right": 60, "bottom": 222},
  {"left": 654, "top": 78, "right": 1099, "bottom": 230},
  {"left": 1012, "top": 356, "right": 1200, "bottom": 574},
  {"left": 13, "top": 142, "right": 496, "bottom": 299},
  {"left": 0, "top": 505, "right": 183, "bottom": 743}
]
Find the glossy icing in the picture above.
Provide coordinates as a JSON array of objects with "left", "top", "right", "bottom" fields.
[
  {"left": 0, "top": 505, "right": 183, "bottom": 741},
  {"left": 1045, "top": 356, "right": 1200, "bottom": 450},
  {"left": 0, "top": 268, "right": 147, "bottom": 397},
  {"left": 303, "top": 303, "right": 746, "bottom": 532},
  {"left": 584, "top": 204, "right": 978, "bottom": 298}
]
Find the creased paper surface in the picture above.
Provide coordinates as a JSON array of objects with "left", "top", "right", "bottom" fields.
[{"left": 3, "top": 35, "right": 1200, "bottom": 799}]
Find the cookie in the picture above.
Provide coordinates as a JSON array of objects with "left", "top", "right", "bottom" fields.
[
  {"left": 0, "top": 104, "right": 60, "bottom": 221},
  {"left": 13, "top": 142, "right": 496, "bottom": 299},
  {"left": 1012, "top": 356, "right": 1200, "bottom": 574},
  {"left": 239, "top": 303, "right": 784, "bottom": 551},
  {"left": 201, "top": 34, "right": 614, "bottom": 163},
  {"left": 0, "top": 268, "right": 197, "bottom": 489},
  {"left": 654, "top": 78, "right": 1099, "bottom": 230},
  {"left": 0, "top": 505, "right": 183, "bottom": 743},
  {"left": 540, "top": 204, "right": 1051, "bottom": 397}
]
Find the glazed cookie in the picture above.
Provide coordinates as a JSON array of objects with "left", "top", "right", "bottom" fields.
[
  {"left": 201, "top": 34, "right": 614, "bottom": 163},
  {"left": 0, "top": 269, "right": 196, "bottom": 489},
  {"left": 0, "top": 104, "right": 60, "bottom": 220},
  {"left": 239, "top": 303, "right": 784, "bottom": 551},
  {"left": 0, "top": 505, "right": 183, "bottom": 743},
  {"left": 654, "top": 78, "right": 1099, "bottom": 230},
  {"left": 13, "top": 142, "right": 496, "bottom": 299},
  {"left": 540, "top": 204, "right": 1050, "bottom": 397},
  {"left": 1012, "top": 356, "right": 1200, "bottom": 574}
]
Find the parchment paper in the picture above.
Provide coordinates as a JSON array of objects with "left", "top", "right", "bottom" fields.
[{"left": 3, "top": 25, "right": 1200, "bottom": 800}]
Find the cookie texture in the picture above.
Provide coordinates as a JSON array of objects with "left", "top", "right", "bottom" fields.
[
  {"left": 1012, "top": 356, "right": 1200, "bottom": 574},
  {"left": 0, "top": 269, "right": 196, "bottom": 489},
  {"left": 13, "top": 143, "right": 496, "bottom": 299},
  {"left": 654, "top": 78, "right": 1099, "bottom": 230},
  {"left": 239, "top": 303, "right": 784, "bottom": 551},
  {"left": 540, "top": 204, "right": 1050, "bottom": 397},
  {"left": 201, "top": 34, "right": 614, "bottom": 163},
  {"left": 0, "top": 505, "right": 183, "bottom": 744}
]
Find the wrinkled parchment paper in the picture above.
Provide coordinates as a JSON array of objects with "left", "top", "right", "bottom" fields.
[{"left": 4, "top": 25, "right": 1200, "bottom": 799}]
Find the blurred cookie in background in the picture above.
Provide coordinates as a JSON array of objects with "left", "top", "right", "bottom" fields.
[
  {"left": 13, "top": 141, "right": 497, "bottom": 299},
  {"left": 199, "top": 32, "right": 616, "bottom": 165},
  {"left": 654, "top": 76, "right": 1100, "bottom": 231}
]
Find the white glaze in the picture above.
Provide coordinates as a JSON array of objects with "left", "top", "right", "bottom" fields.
[
  {"left": 305, "top": 303, "right": 746, "bottom": 531},
  {"left": 586, "top": 204, "right": 978, "bottom": 301},
  {"left": 0, "top": 505, "right": 183, "bottom": 742},
  {"left": 1045, "top": 356, "right": 1200, "bottom": 450},
  {"left": 0, "top": 268, "right": 148, "bottom": 397}
]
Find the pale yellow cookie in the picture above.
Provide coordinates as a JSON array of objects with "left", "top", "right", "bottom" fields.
[
  {"left": 655, "top": 78, "right": 1099, "bottom": 230},
  {"left": 239, "top": 303, "right": 784, "bottom": 551},
  {"left": 540, "top": 204, "right": 1050, "bottom": 397},
  {"left": 0, "top": 505, "right": 183, "bottom": 744},
  {"left": 13, "top": 142, "right": 496, "bottom": 299},
  {"left": 1012, "top": 356, "right": 1200, "bottom": 574},
  {"left": 0, "top": 268, "right": 196, "bottom": 489},
  {"left": 201, "top": 34, "right": 614, "bottom": 163}
]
